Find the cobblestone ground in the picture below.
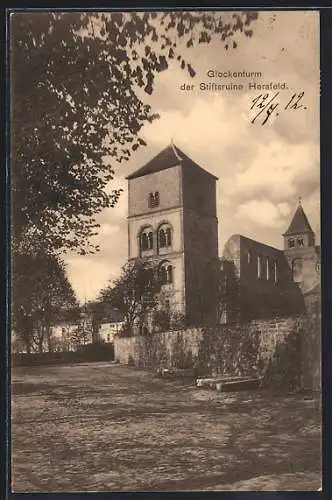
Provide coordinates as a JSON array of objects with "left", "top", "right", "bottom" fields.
[{"left": 11, "top": 362, "right": 321, "bottom": 492}]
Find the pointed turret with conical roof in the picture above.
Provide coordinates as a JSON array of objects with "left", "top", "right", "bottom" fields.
[{"left": 283, "top": 198, "right": 315, "bottom": 250}]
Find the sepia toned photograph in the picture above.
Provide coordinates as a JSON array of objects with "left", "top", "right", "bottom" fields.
[{"left": 10, "top": 10, "right": 321, "bottom": 492}]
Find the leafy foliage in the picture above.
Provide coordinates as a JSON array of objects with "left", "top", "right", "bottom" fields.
[
  {"left": 12, "top": 252, "right": 80, "bottom": 352},
  {"left": 263, "top": 325, "right": 302, "bottom": 391},
  {"left": 153, "top": 308, "right": 188, "bottom": 332},
  {"left": 11, "top": 11, "right": 258, "bottom": 254},
  {"left": 193, "top": 258, "right": 241, "bottom": 325},
  {"left": 99, "top": 259, "right": 162, "bottom": 335},
  {"left": 81, "top": 300, "right": 107, "bottom": 341},
  {"left": 70, "top": 322, "right": 93, "bottom": 350},
  {"left": 215, "top": 258, "right": 241, "bottom": 323},
  {"left": 153, "top": 309, "right": 171, "bottom": 332}
]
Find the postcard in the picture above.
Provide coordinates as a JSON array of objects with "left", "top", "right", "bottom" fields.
[{"left": 10, "top": 10, "right": 321, "bottom": 492}]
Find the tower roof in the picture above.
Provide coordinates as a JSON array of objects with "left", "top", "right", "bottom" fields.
[
  {"left": 126, "top": 143, "right": 218, "bottom": 180},
  {"left": 283, "top": 202, "right": 314, "bottom": 236}
]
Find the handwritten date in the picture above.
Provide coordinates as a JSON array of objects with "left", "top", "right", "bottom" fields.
[{"left": 250, "top": 92, "right": 307, "bottom": 125}]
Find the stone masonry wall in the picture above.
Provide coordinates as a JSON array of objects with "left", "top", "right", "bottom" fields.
[
  {"left": 114, "top": 316, "right": 317, "bottom": 389},
  {"left": 114, "top": 327, "right": 202, "bottom": 369},
  {"left": 301, "top": 289, "right": 321, "bottom": 391}
]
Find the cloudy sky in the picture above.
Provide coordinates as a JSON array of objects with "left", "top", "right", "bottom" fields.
[{"left": 64, "top": 10, "right": 320, "bottom": 303}]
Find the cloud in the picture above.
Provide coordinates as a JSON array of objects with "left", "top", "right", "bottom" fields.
[
  {"left": 231, "top": 140, "right": 319, "bottom": 200},
  {"left": 235, "top": 200, "right": 291, "bottom": 228},
  {"left": 141, "top": 93, "right": 252, "bottom": 179},
  {"left": 278, "top": 202, "right": 291, "bottom": 217},
  {"left": 99, "top": 223, "right": 121, "bottom": 237}
]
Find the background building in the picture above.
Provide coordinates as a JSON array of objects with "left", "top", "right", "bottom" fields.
[
  {"left": 222, "top": 200, "right": 320, "bottom": 322},
  {"left": 96, "top": 306, "right": 124, "bottom": 343}
]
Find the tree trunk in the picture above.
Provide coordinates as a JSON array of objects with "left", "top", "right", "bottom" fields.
[
  {"left": 25, "top": 335, "right": 31, "bottom": 354},
  {"left": 46, "top": 325, "right": 53, "bottom": 352},
  {"left": 35, "top": 323, "right": 45, "bottom": 353}
]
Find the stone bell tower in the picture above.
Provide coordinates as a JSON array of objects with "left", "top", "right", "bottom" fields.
[{"left": 126, "top": 142, "right": 219, "bottom": 323}]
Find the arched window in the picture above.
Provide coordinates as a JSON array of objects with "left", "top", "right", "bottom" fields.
[
  {"left": 140, "top": 227, "right": 154, "bottom": 252},
  {"left": 167, "top": 265, "right": 173, "bottom": 283},
  {"left": 247, "top": 250, "right": 252, "bottom": 264},
  {"left": 147, "top": 232, "right": 153, "bottom": 250},
  {"left": 159, "top": 229, "right": 166, "bottom": 247},
  {"left": 292, "top": 258, "right": 303, "bottom": 283},
  {"left": 274, "top": 260, "right": 278, "bottom": 283},
  {"left": 141, "top": 233, "right": 148, "bottom": 251},
  {"left": 166, "top": 228, "right": 172, "bottom": 246},
  {"left": 257, "top": 256, "right": 262, "bottom": 279},
  {"left": 266, "top": 257, "right": 270, "bottom": 280},
  {"left": 160, "top": 266, "right": 167, "bottom": 284},
  {"left": 144, "top": 267, "right": 154, "bottom": 285},
  {"left": 158, "top": 223, "right": 172, "bottom": 249},
  {"left": 159, "top": 261, "right": 173, "bottom": 284}
]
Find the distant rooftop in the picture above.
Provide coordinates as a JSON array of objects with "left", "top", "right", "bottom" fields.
[
  {"left": 102, "top": 304, "right": 123, "bottom": 323},
  {"left": 283, "top": 201, "right": 314, "bottom": 236},
  {"left": 126, "top": 142, "right": 218, "bottom": 180}
]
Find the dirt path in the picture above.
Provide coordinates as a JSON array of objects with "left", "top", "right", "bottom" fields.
[{"left": 11, "top": 362, "right": 321, "bottom": 492}]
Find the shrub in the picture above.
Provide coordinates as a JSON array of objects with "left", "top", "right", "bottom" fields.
[{"left": 263, "top": 328, "right": 302, "bottom": 391}]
